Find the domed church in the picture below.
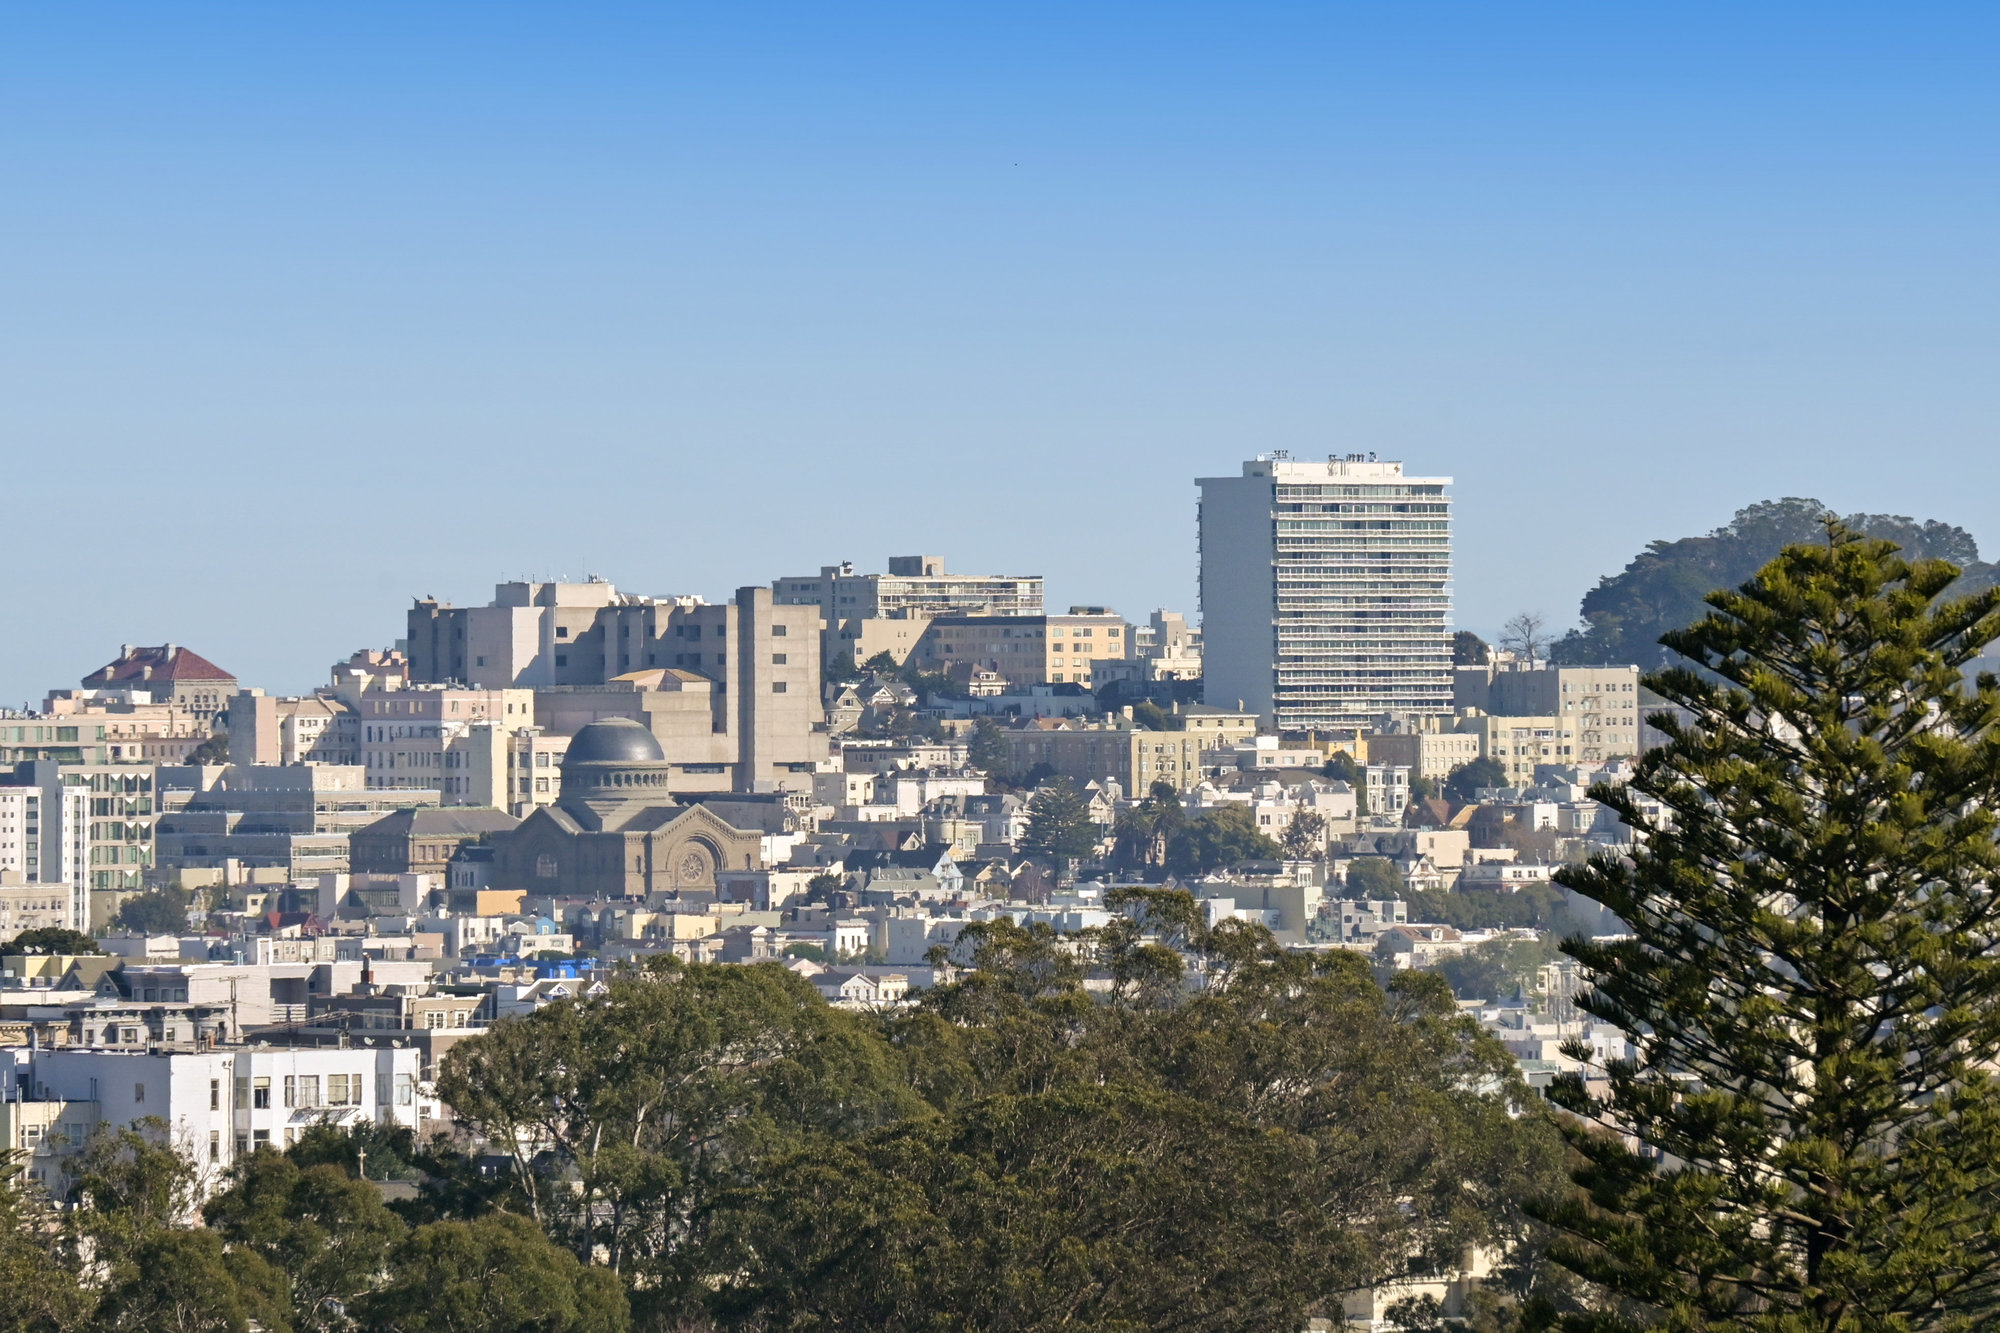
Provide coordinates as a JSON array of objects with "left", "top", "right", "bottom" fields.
[{"left": 488, "top": 718, "right": 764, "bottom": 898}]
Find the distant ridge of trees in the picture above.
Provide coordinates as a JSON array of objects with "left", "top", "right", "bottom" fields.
[{"left": 1550, "top": 497, "right": 1998, "bottom": 669}]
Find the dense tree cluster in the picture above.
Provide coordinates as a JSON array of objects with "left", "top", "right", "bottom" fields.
[
  {"left": 1549, "top": 497, "right": 1997, "bottom": 669},
  {"left": 1110, "top": 783, "right": 1284, "bottom": 878}
]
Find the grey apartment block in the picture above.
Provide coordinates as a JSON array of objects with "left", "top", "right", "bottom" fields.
[{"left": 1198, "top": 454, "right": 1453, "bottom": 731}]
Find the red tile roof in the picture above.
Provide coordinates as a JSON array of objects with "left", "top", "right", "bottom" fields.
[{"left": 83, "top": 644, "right": 236, "bottom": 687}]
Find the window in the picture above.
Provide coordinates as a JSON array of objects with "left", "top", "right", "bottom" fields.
[
  {"left": 210, "top": 1078, "right": 220, "bottom": 1110},
  {"left": 297, "top": 1076, "right": 320, "bottom": 1109},
  {"left": 771, "top": 624, "right": 787, "bottom": 637},
  {"left": 236, "top": 1078, "right": 250, "bottom": 1110},
  {"left": 536, "top": 852, "right": 558, "bottom": 878},
  {"left": 253, "top": 1130, "right": 270, "bottom": 1149},
  {"left": 284, "top": 1075, "right": 296, "bottom": 1108},
  {"left": 328, "top": 1073, "right": 353, "bottom": 1105},
  {"left": 771, "top": 653, "right": 787, "bottom": 665},
  {"left": 556, "top": 626, "right": 570, "bottom": 639},
  {"left": 772, "top": 682, "right": 787, "bottom": 694},
  {"left": 253, "top": 1077, "right": 270, "bottom": 1109},
  {"left": 134, "top": 1082, "right": 145, "bottom": 1103},
  {"left": 396, "top": 1074, "right": 415, "bottom": 1106},
  {"left": 209, "top": 1131, "right": 221, "bottom": 1163},
  {"left": 555, "top": 655, "right": 568, "bottom": 667}
]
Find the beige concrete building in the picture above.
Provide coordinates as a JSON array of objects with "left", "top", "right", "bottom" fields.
[
  {"left": 154, "top": 764, "right": 440, "bottom": 880},
  {"left": 354, "top": 685, "right": 536, "bottom": 803},
  {"left": 350, "top": 807, "right": 520, "bottom": 877},
  {"left": 1455, "top": 664, "right": 1642, "bottom": 762},
  {"left": 1002, "top": 721, "right": 1211, "bottom": 794},
  {"left": 407, "top": 583, "right": 827, "bottom": 794},
  {"left": 39, "top": 690, "right": 213, "bottom": 764},
  {"left": 825, "top": 614, "right": 934, "bottom": 668},
  {"left": 775, "top": 557, "right": 1043, "bottom": 672},
  {"left": 1363, "top": 728, "right": 1483, "bottom": 781},
  {"left": 775, "top": 556, "right": 1042, "bottom": 621},
  {"left": 1461, "top": 715, "right": 1579, "bottom": 786},
  {"left": 909, "top": 609, "right": 1132, "bottom": 689},
  {"left": 228, "top": 693, "right": 359, "bottom": 766}
]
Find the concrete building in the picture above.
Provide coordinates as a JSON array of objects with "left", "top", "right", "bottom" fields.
[
  {"left": 1003, "top": 720, "right": 1210, "bottom": 794},
  {"left": 407, "top": 582, "right": 827, "bottom": 794},
  {"left": 1198, "top": 454, "right": 1453, "bottom": 731},
  {"left": 0, "top": 879, "right": 83, "bottom": 936},
  {"left": 352, "top": 684, "right": 535, "bottom": 803},
  {"left": 908, "top": 609, "right": 1132, "bottom": 689},
  {"left": 39, "top": 689, "right": 214, "bottom": 763},
  {"left": 349, "top": 807, "right": 520, "bottom": 877},
  {"left": 775, "top": 556, "right": 1042, "bottom": 621},
  {"left": 154, "top": 764, "right": 440, "bottom": 879},
  {"left": 1455, "top": 664, "right": 1643, "bottom": 762},
  {"left": 776, "top": 557, "right": 1044, "bottom": 671},
  {"left": 80, "top": 645, "right": 238, "bottom": 726},
  {"left": 1363, "top": 727, "right": 1483, "bottom": 781},
  {"left": 1460, "top": 715, "right": 1579, "bottom": 787},
  {"left": 227, "top": 693, "right": 360, "bottom": 766}
]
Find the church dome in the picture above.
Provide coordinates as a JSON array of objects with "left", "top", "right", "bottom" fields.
[{"left": 564, "top": 717, "right": 666, "bottom": 765}]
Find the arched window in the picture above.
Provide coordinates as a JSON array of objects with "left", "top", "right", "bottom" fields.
[{"left": 535, "top": 853, "right": 558, "bottom": 879}]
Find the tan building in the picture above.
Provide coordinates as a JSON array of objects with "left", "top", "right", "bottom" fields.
[
  {"left": 407, "top": 583, "right": 827, "bottom": 794},
  {"left": 775, "top": 556, "right": 1042, "bottom": 620},
  {"left": 1461, "top": 715, "right": 1578, "bottom": 786},
  {"left": 39, "top": 690, "right": 213, "bottom": 764},
  {"left": 228, "top": 693, "right": 359, "bottom": 766},
  {"left": 349, "top": 807, "right": 521, "bottom": 877},
  {"left": 1455, "top": 664, "right": 1642, "bottom": 762},
  {"left": 909, "top": 609, "right": 1132, "bottom": 689},
  {"left": 80, "top": 644, "right": 238, "bottom": 725},
  {"left": 1176, "top": 704, "right": 1261, "bottom": 748},
  {"left": 1003, "top": 720, "right": 1211, "bottom": 794},
  {"left": 353, "top": 684, "right": 536, "bottom": 803},
  {"left": 1363, "top": 729, "right": 1482, "bottom": 781},
  {"left": 154, "top": 764, "right": 440, "bottom": 880}
]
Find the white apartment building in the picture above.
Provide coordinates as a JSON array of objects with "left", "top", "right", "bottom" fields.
[
  {"left": 1199, "top": 454, "right": 1453, "bottom": 731},
  {"left": 0, "top": 782, "right": 89, "bottom": 929},
  {"left": 2, "top": 1044, "right": 435, "bottom": 1194},
  {"left": 775, "top": 556, "right": 1043, "bottom": 621},
  {"left": 356, "top": 685, "right": 536, "bottom": 803}
]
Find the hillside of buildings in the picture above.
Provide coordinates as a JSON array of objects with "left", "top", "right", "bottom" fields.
[{"left": 6, "top": 508, "right": 2000, "bottom": 1329}]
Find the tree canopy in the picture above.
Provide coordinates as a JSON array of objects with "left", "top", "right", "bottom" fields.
[
  {"left": 1019, "top": 777, "right": 1098, "bottom": 859},
  {"left": 1550, "top": 497, "right": 1998, "bottom": 669},
  {"left": 2, "top": 927, "right": 99, "bottom": 955},
  {"left": 1443, "top": 755, "right": 1509, "bottom": 801},
  {"left": 111, "top": 887, "right": 194, "bottom": 935}
]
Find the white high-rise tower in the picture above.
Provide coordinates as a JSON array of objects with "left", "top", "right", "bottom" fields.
[{"left": 1198, "top": 453, "right": 1453, "bottom": 731}]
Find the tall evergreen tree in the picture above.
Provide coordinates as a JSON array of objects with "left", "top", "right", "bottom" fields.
[
  {"left": 1537, "top": 526, "right": 2000, "bottom": 1332},
  {"left": 1020, "top": 778, "right": 1099, "bottom": 859}
]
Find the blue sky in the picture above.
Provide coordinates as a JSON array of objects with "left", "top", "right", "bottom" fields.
[{"left": 3, "top": 3, "right": 1996, "bottom": 702}]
